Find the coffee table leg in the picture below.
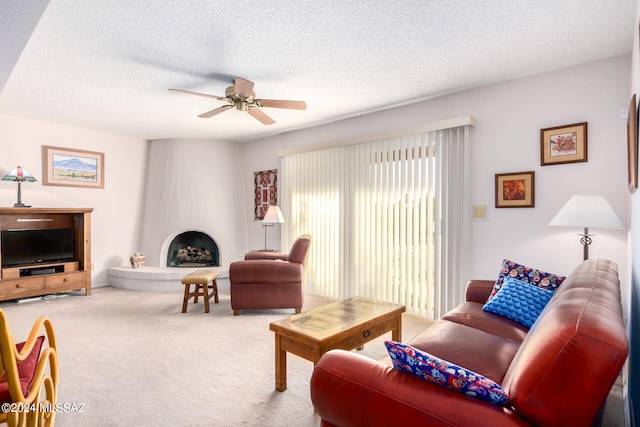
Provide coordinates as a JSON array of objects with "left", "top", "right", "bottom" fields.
[
  {"left": 392, "top": 315, "right": 403, "bottom": 342},
  {"left": 275, "top": 333, "right": 287, "bottom": 392}
]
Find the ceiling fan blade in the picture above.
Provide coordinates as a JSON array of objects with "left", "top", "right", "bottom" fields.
[
  {"left": 198, "top": 104, "right": 233, "bottom": 118},
  {"left": 248, "top": 108, "right": 276, "bottom": 125},
  {"left": 168, "top": 88, "right": 226, "bottom": 101},
  {"left": 257, "top": 99, "right": 307, "bottom": 110},
  {"left": 234, "top": 77, "right": 254, "bottom": 98}
]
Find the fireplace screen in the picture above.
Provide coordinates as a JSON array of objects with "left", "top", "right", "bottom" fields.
[{"left": 166, "top": 231, "right": 219, "bottom": 267}]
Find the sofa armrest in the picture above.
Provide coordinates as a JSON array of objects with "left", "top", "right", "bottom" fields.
[
  {"left": 229, "top": 260, "right": 302, "bottom": 284},
  {"left": 310, "top": 350, "right": 529, "bottom": 427},
  {"left": 465, "top": 280, "right": 496, "bottom": 303}
]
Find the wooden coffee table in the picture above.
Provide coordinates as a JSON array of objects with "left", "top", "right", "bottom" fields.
[{"left": 269, "top": 296, "right": 405, "bottom": 391}]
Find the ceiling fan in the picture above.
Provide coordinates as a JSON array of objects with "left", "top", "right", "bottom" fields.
[{"left": 169, "top": 77, "right": 307, "bottom": 125}]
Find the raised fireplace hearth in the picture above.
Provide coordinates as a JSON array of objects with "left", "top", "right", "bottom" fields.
[{"left": 166, "top": 231, "right": 219, "bottom": 267}]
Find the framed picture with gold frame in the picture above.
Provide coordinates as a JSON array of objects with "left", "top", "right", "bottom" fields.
[
  {"left": 42, "top": 145, "right": 104, "bottom": 189},
  {"left": 495, "top": 171, "right": 535, "bottom": 208},
  {"left": 540, "top": 122, "right": 587, "bottom": 166},
  {"left": 627, "top": 94, "right": 638, "bottom": 193}
]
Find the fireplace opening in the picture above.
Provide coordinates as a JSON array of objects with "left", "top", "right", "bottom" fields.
[{"left": 166, "top": 231, "right": 219, "bottom": 267}]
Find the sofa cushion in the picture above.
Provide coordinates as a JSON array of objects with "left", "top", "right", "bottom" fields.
[
  {"left": 488, "top": 259, "right": 565, "bottom": 301},
  {"left": 385, "top": 341, "right": 509, "bottom": 406},
  {"left": 483, "top": 277, "right": 555, "bottom": 328},
  {"left": 408, "top": 320, "right": 519, "bottom": 383},
  {"left": 0, "top": 336, "right": 45, "bottom": 404},
  {"left": 442, "top": 301, "right": 528, "bottom": 342}
]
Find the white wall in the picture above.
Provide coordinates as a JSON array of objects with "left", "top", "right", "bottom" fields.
[
  {"left": 239, "top": 138, "right": 283, "bottom": 253},
  {"left": 0, "top": 113, "right": 148, "bottom": 285},
  {"left": 242, "top": 56, "right": 630, "bottom": 285},
  {"left": 0, "top": 57, "right": 630, "bottom": 293},
  {"left": 139, "top": 139, "right": 247, "bottom": 268}
]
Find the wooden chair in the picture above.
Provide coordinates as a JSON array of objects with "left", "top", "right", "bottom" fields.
[{"left": 0, "top": 310, "right": 58, "bottom": 427}]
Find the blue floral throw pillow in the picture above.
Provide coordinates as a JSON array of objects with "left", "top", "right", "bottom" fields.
[
  {"left": 483, "top": 277, "right": 555, "bottom": 328},
  {"left": 384, "top": 340, "right": 509, "bottom": 406},
  {"left": 487, "top": 259, "right": 566, "bottom": 302}
]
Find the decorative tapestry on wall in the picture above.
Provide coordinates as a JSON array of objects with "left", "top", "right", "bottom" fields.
[{"left": 254, "top": 169, "right": 277, "bottom": 220}]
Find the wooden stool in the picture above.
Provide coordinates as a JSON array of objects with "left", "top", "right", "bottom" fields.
[{"left": 181, "top": 270, "right": 220, "bottom": 313}]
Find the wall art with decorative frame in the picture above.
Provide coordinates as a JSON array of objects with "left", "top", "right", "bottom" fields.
[
  {"left": 540, "top": 122, "right": 587, "bottom": 166},
  {"left": 42, "top": 145, "right": 104, "bottom": 189},
  {"left": 254, "top": 169, "right": 277, "bottom": 220},
  {"left": 495, "top": 171, "right": 535, "bottom": 208},
  {"left": 627, "top": 93, "right": 638, "bottom": 193}
]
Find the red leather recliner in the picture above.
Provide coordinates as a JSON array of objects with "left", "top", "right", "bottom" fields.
[{"left": 229, "top": 235, "right": 311, "bottom": 315}]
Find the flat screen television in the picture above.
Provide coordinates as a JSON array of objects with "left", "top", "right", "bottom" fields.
[{"left": 1, "top": 228, "right": 75, "bottom": 267}]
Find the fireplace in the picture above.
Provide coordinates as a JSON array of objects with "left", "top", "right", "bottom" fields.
[{"left": 166, "top": 231, "right": 219, "bottom": 267}]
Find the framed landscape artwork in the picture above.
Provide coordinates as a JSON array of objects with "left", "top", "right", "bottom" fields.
[
  {"left": 254, "top": 169, "right": 277, "bottom": 220},
  {"left": 540, "top": 122, "right": 588, "bottom": 166},
  {"left": 495, "top": 171, "right": 535, "bottom": 208},
  {"left": 42, "top": 146, "right": 104, "bottom": 189}
]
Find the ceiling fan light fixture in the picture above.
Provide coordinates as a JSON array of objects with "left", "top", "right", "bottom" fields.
[
  {"left": 236, "top": 100, "right": 250, "bottom": 111},
  {"left": 170, "top": 77, "right": 305, "bottom": 125}
]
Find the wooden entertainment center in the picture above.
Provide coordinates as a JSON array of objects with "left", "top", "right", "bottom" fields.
[{"left": 0, "top": 207, "right": 92, "bottom": 301}]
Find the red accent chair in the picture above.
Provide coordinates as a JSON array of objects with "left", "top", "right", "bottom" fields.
[{"left": 229, "top": 235, "right": 311, "bottom": 315}]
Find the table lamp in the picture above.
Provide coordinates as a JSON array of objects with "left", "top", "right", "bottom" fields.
[
  {"left": 549, "top": 195, "right": 623, "bottom": 260},
  {"left": 2, "top": 166, "right": 37, "bottom": 208},
  {"left": 262, "top": 206, "right": 285, "bottom": 251}
]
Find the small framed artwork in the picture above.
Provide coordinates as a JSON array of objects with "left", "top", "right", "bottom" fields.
[
  {"left": 254, "top": 169, "right": 277, "bottom": 220},
  {"left": 495, "top": 171, "right": 535, "bottom": 208},
  {"left": 540, "top": 122, "right": 588, "bottom": 166},
  {"left": 42, "top": 146, "right": 104, "bottom": 189},
  {"left": 627, "top": 94, "right": 638, "bottom": 193}
]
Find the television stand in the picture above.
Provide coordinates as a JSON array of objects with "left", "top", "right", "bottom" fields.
[{"left": 0, "top": 208, "right": 92, "bottom": 301}]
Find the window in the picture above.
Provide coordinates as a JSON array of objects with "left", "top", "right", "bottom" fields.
[{"left": 281, "top": 124, "right": 470, "bottom": 318}]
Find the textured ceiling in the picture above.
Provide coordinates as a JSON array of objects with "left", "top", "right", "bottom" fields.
[{"left": 0, "top": 0, "right": 635, "bottom": 143}]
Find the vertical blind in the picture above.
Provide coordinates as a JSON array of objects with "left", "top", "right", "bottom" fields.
[{"left": 280, "top": 125, "right": 470, "bottom": 318}]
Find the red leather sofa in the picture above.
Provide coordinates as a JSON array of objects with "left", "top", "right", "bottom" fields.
[
  {"left": 310, "top": 258, "right": 628, "bottom": 426},
  {"left": 229, "top": 235, "right": 311, "bottom": 315}
]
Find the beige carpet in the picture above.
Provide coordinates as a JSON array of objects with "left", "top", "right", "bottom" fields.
[
  {"left": 0, "top": 284, "right": 625, "bottom": 426},
  {"left": 0, "top": 285, "right": 432, "bottom": 427}
]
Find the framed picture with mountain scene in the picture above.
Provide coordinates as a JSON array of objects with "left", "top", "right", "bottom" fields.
[
  {"left": 540, "top": 122, "right": 587, "bottom": 166},
  {"left": 43, "top": 146, "right": 104, "bottom": 188}
]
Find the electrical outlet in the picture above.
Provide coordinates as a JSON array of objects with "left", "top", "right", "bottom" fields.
[{"left": 472, "top": 205, "right": 486, "bottom": 219}]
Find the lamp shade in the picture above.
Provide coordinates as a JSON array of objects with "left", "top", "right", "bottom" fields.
[
  {"left": 2, "top": 166, "right": 37, "bottom": 182},
  {"left": 262, "top": 206, "right": 285, "bottom": 225},
  {"left": 549, "top": 195, "right": 623, "bottom": 229}
]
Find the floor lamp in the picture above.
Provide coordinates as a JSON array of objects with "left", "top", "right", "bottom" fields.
[
  {"left": 262, "top": 206, "right": 285, "bottom": 251},
  {"left": 549, "top": 195, "right": 623, "bottom": 260}
]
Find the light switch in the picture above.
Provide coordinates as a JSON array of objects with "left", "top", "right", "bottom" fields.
[{"left": 472, "top": 205, "right": 486, "bottom": 219}]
